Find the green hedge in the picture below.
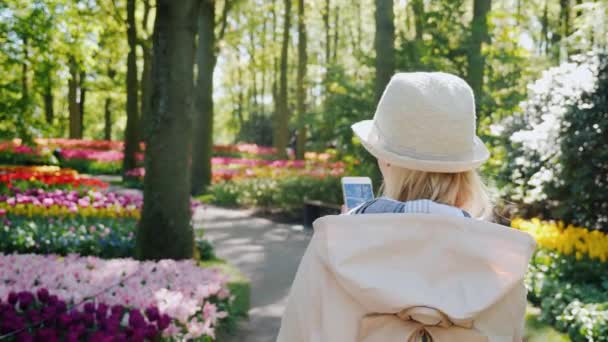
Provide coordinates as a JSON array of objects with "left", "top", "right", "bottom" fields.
[
  {"left": 59, "top": 158, "right": 123, "bottom": 175},
  {"left": 0, "top": 215, "right": 215, "bottom": 261},
  {"left": 526, "top": 249, "right": 608, "bottom": 341},
  {"left": 204, "top": 175, "right": 342, "bottom": 216}
]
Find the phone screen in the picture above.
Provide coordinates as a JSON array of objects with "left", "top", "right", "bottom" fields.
[{"left": 343, "top": 183, "right": 374, "bottom": 209}]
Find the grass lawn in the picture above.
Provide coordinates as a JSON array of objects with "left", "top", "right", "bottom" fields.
[{"left": 524, "top": 304, "right": 570, "bottom": 342}]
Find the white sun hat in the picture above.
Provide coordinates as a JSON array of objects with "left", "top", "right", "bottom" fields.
[{"left": 352, "top": 72, "right": 490, "bottom": 173}]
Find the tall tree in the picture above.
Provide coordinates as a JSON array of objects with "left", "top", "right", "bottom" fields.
[
  {"left": 374, "top": 0, "right": 395, "bottom": 102},
  {"left": 78, "top": 70, "right": 86, "bottom": 128},
  {"left": 137, "top": 0, "right": 200, "bottom": 260},
  {"left": 412, "top": 0, "right": 424, "bottom": 42},
  {"left": 104, "top": 98, "right": 112, "bottom": 140},
  {"left": 21, "top": 36, "right": 29, "bottom": 104},
  {"left": 332, "top": 5, "right": 339, "bottom": 63},
  {"left": 296, "top": 0, "right": 307, "bottom": 159},
  {"left": 104, "top": 68, "right": 116, "bottom": 140},
  {"left": 274, "top": 0, "right": 291, "bottom": 158},
  {"left": 123, "top": 0, "right": 139, "bottom": 176},
  {"left": 190, "top": 0, "right": 231, "bottom": 195},
  {"left": 68, "top": 57, "right": 82, "bottom": 139},
  {"left": 467, "top": 0, "right": 491, "bottom": 105},
  {"left": 323, "top": 0, "right": 331, "bottom": 64},
  {"left": 41, "top": 63, "right": 54, "bottom": 124},
  {"left": 139, "top": 0, "right": 153, "bottom": 142}
]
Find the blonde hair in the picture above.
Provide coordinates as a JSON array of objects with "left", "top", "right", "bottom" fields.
[{"left": 380, "top": 165, "right": 493, "bottom": 219}]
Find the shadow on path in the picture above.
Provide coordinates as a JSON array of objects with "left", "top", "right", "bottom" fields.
[{"left": 194, "top": 205, "right": 312, "bottom": 342}]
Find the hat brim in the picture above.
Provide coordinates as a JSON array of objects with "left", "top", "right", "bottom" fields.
[{"left": 352, "top": 120, "right": 490, "bottom": 173}]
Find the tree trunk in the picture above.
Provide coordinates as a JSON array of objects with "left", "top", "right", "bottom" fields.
[
  {"left": 274, "top": 0, "right": 291, "bottom": 159},
  {"left": 272, "top": 0, "right": 278, "bottom": 117},
  {"left": 323, "top": 0, "right": 331, "bottom": 64},
  {"left": 559, "top": 0, "right": 571, "bottom": 57},
  {"left": 137, "top": 0, "right": 200, "bottom": 261},
  {"left": 140, "top": 43, "right": 152, "bottom": 144},
  {"left": 412, "top": 0, "right": 424, "bottom": 41},
  {"left": 191, "top": 0, "right": 216, "bottom": 195},
  {"left": 104, "top": 98, "right": 112, "bottom": 140},
  {"left": 296, "top": 0, "right": 307, "bottom": 159},
  {"left": 68, "top": 58, "right": 82, "bottom": 139},
  {"left": 260, "top": 12, "right": 268, "bottom": 117},
  {"left": 411, "top": 0, "right": 425, "bottom": 67},
  {"left": 123, "top": 0, "right": 140, "bottom": 175},
  {"left": 139, "top": 0, "right": 153, "bottom": 141},
  {"left": 21, "top": 37, "right": 28, "bottom": 103},
  {"left": 374, "top": 0, "right": 395, "bottom": 102},
  {"left": 332, "top": 5, "right": 339, "bottom": 63},
  {"left": 541, "top": 0, "right": 549, "bottom": 54},
  {"left": 466, "top": 0, "right": 491, "bottom": 107},
  {"left": 79, "top": 71, "right": 86, "bottom": 133},
  {"left": 43, "top": 72, "right": 54, "bottom": 124},
  {"left": 249, "top": 26, "right": 258, "bottom": 113}
]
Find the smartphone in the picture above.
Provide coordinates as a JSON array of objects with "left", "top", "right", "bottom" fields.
[{"left": 341, "top": 177, "right": 374, "bottom": 210}]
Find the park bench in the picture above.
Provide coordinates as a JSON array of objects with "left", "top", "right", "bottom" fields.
[{"left": 303, "top": 199, "right": 341, "bottom": 228}]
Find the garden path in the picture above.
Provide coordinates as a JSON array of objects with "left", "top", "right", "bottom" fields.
[{"left": 193, "top": 205, "right": 311, "bottom": 342}]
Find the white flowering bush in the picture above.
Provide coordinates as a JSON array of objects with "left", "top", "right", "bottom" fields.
[{"left": 493, "top": 52, "right": 601, "bottom": 218}]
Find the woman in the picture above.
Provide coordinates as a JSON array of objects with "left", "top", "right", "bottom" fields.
[{"left": 277, "top": 72, "right": 535, "bottom": 342}]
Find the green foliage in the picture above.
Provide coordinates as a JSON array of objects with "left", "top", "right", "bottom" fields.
[
  {"left": 527, "top": 249, "right": 608, "bottom": 342},
  {"left": 0, "top": 215, "right": 136, "bottom": 258},
  {"left": 494, "top": 53, "right": 602, "bottom": 222},
  {"left": 195, "top": 237, "right": 217, "bottom": 261},
  {"left": 0, "top": 214, "right": 217, "bottom": 262},
  {"left": 205, "top": 175, "right": 342, "bottom": 216},
  {"left": 547, "top": 57, "right": 608, "bottom": 230},
  {"left": 59, "top": 158, "right": 123, "bottom": 175},
  {"left": 0, "top": 149, "right": 58, "bottom": 166}
]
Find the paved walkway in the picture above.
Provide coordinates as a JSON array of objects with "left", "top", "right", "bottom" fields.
[{"left": 193, "top": 205, "right": 312, "bottom": 342}]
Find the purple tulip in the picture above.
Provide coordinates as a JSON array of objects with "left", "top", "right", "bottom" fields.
[
  {"left": 68, "top": 309, "right": 82, "bottom": 323},
  {"left": 114, "top": 332, "right": 128, "bottom": 342},
  {"left": 144, "top": 323, "right": 158, "bottom": 339},
  {"left": 89, "top": 331, "right": 106, "bottom": 342},
  {"left": 35, "top": 328, "right": 58, "bottom": 342},
  {"left": 103, "top": 316, "right": 120, "bottom": 334},
  {"left": 16, "top": 331, "right": 33, "bottom": 342},
  {"left": 128, "top": 309, "right": 145, "bottom": 329},
  {"left": 58, "top": 313, "right": 71, "bottom": 328},
  {"left": 157, "top": 314, "right": 171, "bottom": 330},
  {"left": 83, "top": 312, "right": 95, "bottom": 327},
  {"left": 130, "top": 329, "right": 146, "bottom": 342},
  {"left": 36, "top": 288, "right": 49, "bottom": 303},
  {"left": 47, "top": 295, "right": 58, "bottom": 306},
  {"left": 110, "top": 304, "right": 124, "bottom": 317},
  {"left": 17, "top": 291, "right": 34, "bottom": 310},
  {"left": 8, "top": 292, "right": 18, "bottom": 305},
  {"left": 54, "top": 300, "right": 67, "bottom": 313},
  {"left": 96, "top": 303, "right": 108, "bottom": 320},
  {"left": 144, "top": 306, "right": 159, "bottom": 321},
  {"left": 26, "top": 309, "right": 41, "bottom": 323},
  {"left": 41, "top": 306, "right": 56, "bottom": 321},
  {"left": 64, "top": 332, "right": 80, "bottom": 342},
  {"left": 84, "top": 302, "right": 96, "bottom": 314}
]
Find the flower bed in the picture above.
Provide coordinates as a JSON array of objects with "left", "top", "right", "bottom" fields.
[
  {"left": 1, "top": 139, "right": 286, "bottom": 175},
  {"left": 0, "top": 216, "right": 136, "bottom": 258},
  {"left": 0, "top": 189, "right": 142, "bottom": 219},
  {"left": 0, "top": 254, "right": 231, "bottom": 340},
  {"left": 0, "top": 166, "right": 108, "bottom": 192},
  {"left": 127, "top": 156, "right": 345, "bottom": 185},
  {"left": 36, "top": 138, "right": 125, "bottom": 151},
  {"left": 204, "top": 175, "right": 343, "bottom": 217},
  {"left": 513, "top": 218, "right": 608, "bottom": 341}
]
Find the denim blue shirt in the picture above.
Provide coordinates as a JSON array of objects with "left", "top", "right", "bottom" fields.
[{"left": 349, "top": 197, "right": 471, "bottom": 218}]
